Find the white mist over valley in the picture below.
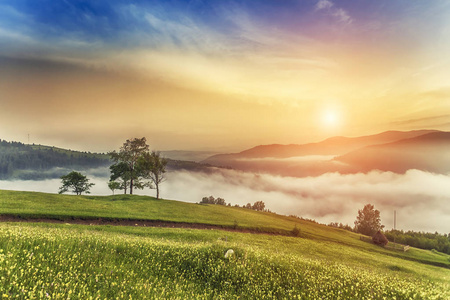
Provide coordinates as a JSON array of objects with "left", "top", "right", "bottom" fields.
[{"left": 2, "top": 167, "right": 449, "bottom": 233}]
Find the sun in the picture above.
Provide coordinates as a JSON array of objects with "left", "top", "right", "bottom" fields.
[{"left": 321, "top": 109, "right": 340, "bottom": 128}]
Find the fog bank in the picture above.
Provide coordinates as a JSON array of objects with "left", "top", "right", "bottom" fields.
[
  {"left": 161, "top": 169, "right": 450, "bottom": 233},
  {"left": 1, "top": 168, "right": 448, "bottom": 233}
]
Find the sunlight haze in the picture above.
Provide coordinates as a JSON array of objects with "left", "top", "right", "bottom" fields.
[{"left": 1, "top": 1, "right": 450, "bottom": 151}]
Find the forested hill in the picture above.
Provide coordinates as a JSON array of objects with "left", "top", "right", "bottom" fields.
[
  {"left": 0, "top": 140, "right": 111, "bottom": 180},
  {"left": 0, "top": 140, "right": 215, "bottom": 180}
]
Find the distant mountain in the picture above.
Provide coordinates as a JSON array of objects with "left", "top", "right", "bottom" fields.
[
  {"left": 205, "top": 130, "right": 438, "bottom": 162},
  {"left": 202, "top": 130, "right": 448, "bottom": 176},
  {"left": 3, "top": 130, "right": 447, "bottom": 180},
  {"left": 335, "top": 131, "right": 450, "bottom": 174}
]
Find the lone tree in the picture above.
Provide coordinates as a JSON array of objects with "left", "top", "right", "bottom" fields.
[
  {"left": 139, "top": 151, "right": 168, "bottom": 199},
  {"left": 58, "top": 171, "right": 94, "bottom": 195},
  {"left": 109, "top": 137, "right": 149, "bottom": 195},
  {"left": 354, "top": 204, "right": 384, "bottom": 236}
]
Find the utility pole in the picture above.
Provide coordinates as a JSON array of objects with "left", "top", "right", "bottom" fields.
[
  {"left": 393, "top": 210, "right": 397, "bottom": 246},
  {"left": 394, "top": 210, "right": 397, "bottom": 230}
]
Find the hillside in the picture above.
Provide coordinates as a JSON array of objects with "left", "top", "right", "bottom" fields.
[
  {"left": 0, "top": 189, "right": 449, "bottom": 267},
  {"left": 335, "top": 132, "right": 450, "bottom": 173},
  {"left": 202, "top": 130, "right": 449, "bottom": 176},
  {"left": 0, "top": 140, "right": 111, "bottom": 180},
  {"left": 0, "top": 140, "right": 214, "bottom": 180},
  {"left": 205, "top": 130, "right": 438, "bottom": 161},
  {"left": 0, "top": 189, "right": 449, "bottom": 298}
]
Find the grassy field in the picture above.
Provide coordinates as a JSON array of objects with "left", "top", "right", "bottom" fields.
[{"left": 0, "top": 189, "right": 449, "bottom": 299}]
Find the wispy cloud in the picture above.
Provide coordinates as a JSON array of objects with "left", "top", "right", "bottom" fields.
[
  {"left": 315, "top": 0, "right": 334, "bottom": 11},
  {"left": 392, "top": 114, "right": 450, "bottom": 126},
  {"left": 332, "top": 8, "right": 352, "bottom": 24},
  {"left": 314, "top": 0, "right": 352, "bottom": 24},
  {"left": 391, "top": 114, "right": 450, "bottom": 132}
]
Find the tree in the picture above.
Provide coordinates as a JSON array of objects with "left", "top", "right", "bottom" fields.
[
  {"left": 109, "top": 138, "right": 149, "bottom": 194},
  {"left": 108, "top": 180, "right": 121, "bottom": 195},
  {"left": 109, "top": 162, "right": 131, "bottom": 194},
  {"left": 215, "top": 197, "right": 226, "bottom": 206},
  {"left": 252, "top": 201, "right": 265, "bottom": 211},
  {"left": 200, "top": 196, "right": 215, "bottom": 204},
  {"left": 139, "top": 151, "right": 168, "bottom": 199},
  {"left": 58, "top": 171, "right": 94, "bottom": 195},
  {"left": 200, "top": 196, "right": 226, "bottom": 205},
  {"left": 354, "top": 204, "right": 384, "bottom": 236}
]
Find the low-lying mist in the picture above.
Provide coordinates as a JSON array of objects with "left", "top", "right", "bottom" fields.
[
  {"left": 162, "top": 168, "right": 450, "bottom": 233},
  {"left": 1, "top": 167, "right": 448, "bottom": 233}
]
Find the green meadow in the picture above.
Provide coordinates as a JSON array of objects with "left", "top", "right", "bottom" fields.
[{"left": 0, "top": 189, "right": 449, "bottom": 299}]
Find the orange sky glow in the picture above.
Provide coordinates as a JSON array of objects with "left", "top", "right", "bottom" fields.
[{"left": 1, "top": 1, "right": 450, "bottom": 152}]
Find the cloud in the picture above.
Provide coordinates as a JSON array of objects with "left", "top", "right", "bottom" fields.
[
  {"left": 332, "top": 8, "right": 352, "bottom": 24},
  {"left": 315, "top": 0, "right": 334, "bottom": 11},
  {"left": 392, "top": 114, "right": 450, "bottom": 127},
  {"left": 1, "top": 168, "right": 449, "bottom": 233},
  {"left": 314, "top": 0, "right": 352, "bottom": 24},
  {"left": 161, "top": 169, "right": 450, "bottom": 233},
  {"left": 0, "top": 169, "right": 110, "bottom": 195}
]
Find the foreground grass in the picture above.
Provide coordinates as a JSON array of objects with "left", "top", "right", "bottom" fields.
[{"left": 1, "top": 222, "right": 449, "bottom": 299}]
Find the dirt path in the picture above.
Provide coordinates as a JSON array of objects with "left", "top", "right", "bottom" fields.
[{"left": 0, "top": 214, "right": 287, "bottom": 236}]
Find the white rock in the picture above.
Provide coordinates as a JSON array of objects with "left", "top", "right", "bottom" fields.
[{"left": 224, "top": 249, "right": 234, "bottom": 258}]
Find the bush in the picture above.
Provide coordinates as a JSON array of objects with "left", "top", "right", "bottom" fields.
[
  {"left": 200, "top": 196, "right": 226, "bottom": 206},
  {"left": 292, "top": 225, "right": 301, "bottom": 237}
]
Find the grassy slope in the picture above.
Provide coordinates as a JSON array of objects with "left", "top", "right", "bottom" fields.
[
  {"left": 0, "top": 189, "right": 449, "bottom": 298},
  {"left": 0, "top": 189, "right": 448, "bottom": 269},
  {"left": 1, "top": 222, "right": 449, "bottom": 299}
]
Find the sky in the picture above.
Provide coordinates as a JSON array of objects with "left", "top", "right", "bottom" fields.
[{"left": 1, "top": 0, "right": 450, "bottom": 152}]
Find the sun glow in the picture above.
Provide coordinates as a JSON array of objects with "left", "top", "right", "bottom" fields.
[{"left": 321, "top": 109, "right": 340, "bottom": 128}]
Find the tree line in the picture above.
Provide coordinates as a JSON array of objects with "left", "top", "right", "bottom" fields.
[
  {"left": 327, "top": 204, "right": 450, "bottom": 254},
  {"left": 384, "top": 229, "right": 450, "bottom": 254},
  {"left": 199, "top": 196, "right": 268, "bottom": 212}
]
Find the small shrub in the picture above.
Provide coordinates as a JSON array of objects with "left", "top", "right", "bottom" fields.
[{"left": 292, "top": 225, "right": 301, "bottom": 237}]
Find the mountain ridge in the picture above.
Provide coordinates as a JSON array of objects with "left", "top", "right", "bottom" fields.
[
  {"left": 202, "top": 130, "right": 449, "bottom": 176},
  {"left": 209, "top": 130, "right": 440, "bottom": 160},
  {"left": 335, "top": 131, "right": 450, "bottom": 174}
]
